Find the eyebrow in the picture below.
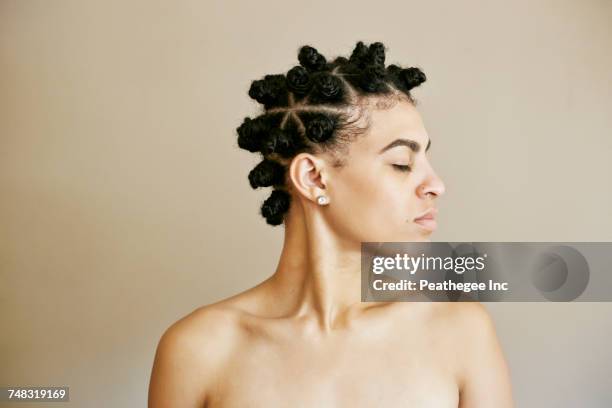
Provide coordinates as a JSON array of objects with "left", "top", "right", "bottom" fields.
[{"left": 378, "top": 138, "right": 431, "bottom": 154}]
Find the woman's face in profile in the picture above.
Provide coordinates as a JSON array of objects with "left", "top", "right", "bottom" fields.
[{"left": 324, "top": 99, "right": 445, "bottom": 243}]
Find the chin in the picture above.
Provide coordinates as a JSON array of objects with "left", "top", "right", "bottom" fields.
[
  {"left": 408, "top": 231, "right": 433, "bottom": 242},
  {"left": 392, "top": 233, "right": 429, "bottom": 242}
]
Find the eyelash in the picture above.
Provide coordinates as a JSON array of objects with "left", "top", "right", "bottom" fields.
[{"left": 392, "top": 164, "right": 412, "bottom": 173}]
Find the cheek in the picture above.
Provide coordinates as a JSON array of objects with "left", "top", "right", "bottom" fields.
[
  {"left": 326, "top": 167, "right": 419, "bottom": 238},
  {"left": 330, "top": 166, "right": 384, "bottom": 213}
]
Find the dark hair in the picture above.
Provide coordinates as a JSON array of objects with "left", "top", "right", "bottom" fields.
[{"left": 236, "top": 40, "right": 426, "bottom": 226}]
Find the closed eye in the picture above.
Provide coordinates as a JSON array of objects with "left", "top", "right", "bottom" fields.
[{"left": 392, "top": 164, "right": 412, "bottom": 172}]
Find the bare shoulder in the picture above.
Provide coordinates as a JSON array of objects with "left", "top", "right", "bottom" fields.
[
  {"left": 430, "top": 302, "right": 503, "bottom": 363},
  {"left": 159, "top": 302, "right": 242, "bottom": 360},
  {"left": 433, "top": 302, "right": 514, "bottom": 407},
  {"left": 393, "top": 301, "right": 495, "bottom": 335},
  {"left": 152, "top": 280, "right": 271, "bottom": 369},
  {"left": 436, "top": 302, "right": 497, "bottom": 335},
  {"left": 148, "top": 301, "right": 247, "bottom": 408}
]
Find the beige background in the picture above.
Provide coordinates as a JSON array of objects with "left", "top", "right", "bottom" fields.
[{"left": 1, "top": 0, "right": 611, "bottom": 406}]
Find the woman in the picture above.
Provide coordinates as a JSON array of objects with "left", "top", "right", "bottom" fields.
[{"left": 148, "top": 41, "right": 514, "bottom": 407}]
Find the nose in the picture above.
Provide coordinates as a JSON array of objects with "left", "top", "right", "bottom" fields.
[{"left": 417, "top": 168, "right": 445, "bottom": 199}]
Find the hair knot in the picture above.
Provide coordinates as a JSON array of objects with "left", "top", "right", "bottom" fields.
[
  {"left": 349, "top": 41, "right": 386, "bottom": 68},
  {"left": 301, "top": 112, "right": 337, "bottom": 143},
  {"left": 286, "top": 66, "right": 312, "bottom": 95},
  {"left": 261, "top": 189, "right": 291, "bottom": 225},
  {"left": 236, "top": 116, "right": 268, "bottom": 153},
  {"left": 349, "top": 41, "right": 370, "bottom": 68},
  {"left": 298, "top": 45, "right": 328, "bottom": 72},
  {"left": 360, "top": 64, "right": 388, "bottom": 92},
  {"left": 248, "top": 159, "right": 286, "bottom": 189},
  {"left": 261, "top": 128, "right": 304, "bottom": 158},
  {"left": 368, "top": 42, "right": 386, "bottom": 67},
  {"left": 248, "top": 74, "right": 288, "bottom": 109},
  {"left": 311, "top": 72, "right": 344, "bottom": 103},
  {"left": 400, "top": 67, "right": 426, "bottom": 90}
]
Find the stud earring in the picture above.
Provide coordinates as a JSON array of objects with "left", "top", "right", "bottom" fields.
[{"left": 316, "top": 195, "right": 329, "bottom": 205}]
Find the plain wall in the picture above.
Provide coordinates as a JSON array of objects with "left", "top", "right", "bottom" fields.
[{"left": 1, "top": 0, "right": 611, "bottom": 406}]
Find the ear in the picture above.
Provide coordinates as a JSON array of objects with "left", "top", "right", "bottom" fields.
[{"left": 288, "top": 153, "right": 328, "bottom": 203}]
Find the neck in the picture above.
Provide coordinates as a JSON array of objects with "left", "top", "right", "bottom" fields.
[{"left": 268, "top": 199, "right": 369, "bottom": 333}]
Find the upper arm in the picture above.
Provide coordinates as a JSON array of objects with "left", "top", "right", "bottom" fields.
[
  {"left": 456, "top": 303, "right": 514, "bottom": 408},
  {"left": 148, "top": 322, "right": 208, "bottom": 408}
]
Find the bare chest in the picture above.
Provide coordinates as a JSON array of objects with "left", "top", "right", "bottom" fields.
[{"left": 205, "top": 330, "right": 459, "bottom": 408}]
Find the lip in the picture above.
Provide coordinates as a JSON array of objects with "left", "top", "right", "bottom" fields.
[{"left": 414, "top": 208, "right": 438, "bottom": 232}]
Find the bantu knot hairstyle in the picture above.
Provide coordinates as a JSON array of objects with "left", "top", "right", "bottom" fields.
[
  {"left": 248, "top": 159, "right": 285, "bottom": 189},
  {"left": 236, "top": 40, "right": 427, "bottom": 226},
  {"left": 260, "top": 189, "right": 291, "bottom": 226}
]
